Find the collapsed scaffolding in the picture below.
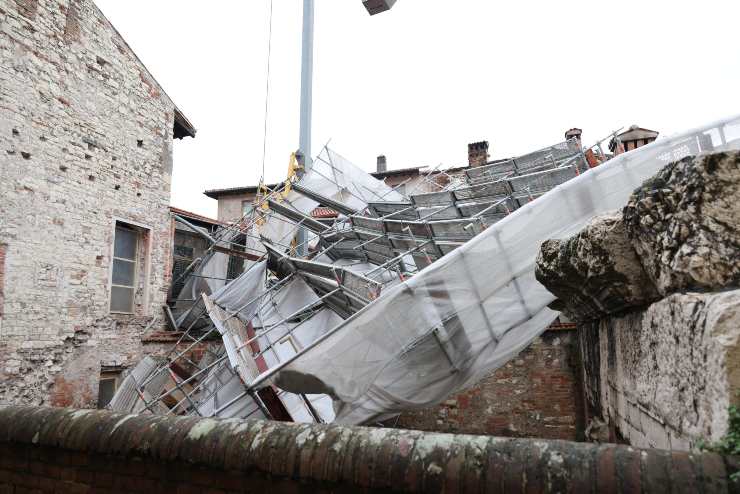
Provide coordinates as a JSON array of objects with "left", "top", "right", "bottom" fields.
[{"left": 110, "top": 115, "right": 740, "bottom": 424}]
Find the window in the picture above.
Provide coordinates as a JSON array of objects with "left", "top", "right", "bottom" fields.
[
  {"left": 97, "top": 371, "right": 121, "bottom": 409},
  {"left": 226, "top": 234, "right": 247, "bottom": 280},
  {"left": 171, "top": 244, "right": 194, "bottom": 300},
  {"left": 242, "top": 201, "right": 254, "bottom": 218},
  {"left": 110, "top": 224, "right": 138, "bottom": 313}
]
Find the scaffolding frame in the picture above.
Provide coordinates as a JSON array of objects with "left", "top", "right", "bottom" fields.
[{"left": 110, "top": 135, "right": 607, "bottom": 424}]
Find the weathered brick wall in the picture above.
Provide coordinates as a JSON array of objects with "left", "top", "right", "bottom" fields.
[
  {"left": 0, "top": 0, "right": 181, "bottom": 406},
  {"left": 1, "top": 406, "right": 737, "bottom": 493},
  {"left": 394, "top": 329, "right": 584, "bottom": 441}
]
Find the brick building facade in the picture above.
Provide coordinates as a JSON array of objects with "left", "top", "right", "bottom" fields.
[
  {"left": 394, "top": 326, "right": 584, "bottom": 440},
  {"left": 0, "top": 0, "right": 194, "bottom": 407}
]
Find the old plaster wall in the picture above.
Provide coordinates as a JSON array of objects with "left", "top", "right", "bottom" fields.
[
  {"left": 0, "top": 0, "right": 179, "bottom": 407},
  {"left": 215, "top": 193, "right": 255, "bottom": 223}
]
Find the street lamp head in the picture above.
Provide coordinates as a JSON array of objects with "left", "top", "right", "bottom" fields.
[{"left": 363, "top": 0, "right": 397, "bottom": 16}]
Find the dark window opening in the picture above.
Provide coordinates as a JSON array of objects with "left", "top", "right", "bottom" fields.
[
  {"left": 171, "top": 245, "right": 194, "bottom": 300},
  {"left": 97, "top": 371, "right": 121, "bottom": 409},
  {"left": 226, "top": 234, "right": 247, "bottom": 281}
]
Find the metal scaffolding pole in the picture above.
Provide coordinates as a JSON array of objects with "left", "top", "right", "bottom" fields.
[{"left": 296, "top": 0, "right": 314, "bottom": 257}]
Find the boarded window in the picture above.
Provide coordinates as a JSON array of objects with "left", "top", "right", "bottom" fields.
[{"left": 110, "top": 225, "right": 138, "bottom": 313}]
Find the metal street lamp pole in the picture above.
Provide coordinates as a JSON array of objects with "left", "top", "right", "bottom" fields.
[
  {"left": 296, "top": 0, "right": 314, "bottom": 255},
  {"left": 296, "top": 0, "right": 397, "bottom": 255},
  {"left": 299, "top": 0, "right": 314, "bottom": 172}
]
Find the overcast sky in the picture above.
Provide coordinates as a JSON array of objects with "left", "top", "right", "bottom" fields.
[{"left": 96, "top": 0, "right": 740, "bottom": 218}]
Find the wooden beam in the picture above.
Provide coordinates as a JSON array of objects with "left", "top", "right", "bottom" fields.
[{"left": 213, "top": 245, "right": 262, "bottom": 262}]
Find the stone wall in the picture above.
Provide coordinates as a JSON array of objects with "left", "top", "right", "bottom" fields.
[
  {"left": 1, "top": 406, "right": 737, "bottom": 493},
  {"left": 0, "top": 243, "right": 5, "bottom": 321},
  {"left": 536, "top": 151, "right": 740, "bottom": 450},
  {"left": 581, "top": 291, "right": 740, "bottom": 449},
  {"left": 0, "top": 0, "right": 186, "bottom": 407},
  {"left": 394, "top": 328, "right": 584, "bottom": 441}
]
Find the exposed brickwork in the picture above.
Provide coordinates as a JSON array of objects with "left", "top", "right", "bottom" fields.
[
  {"left": 0, "top": 0, "right": 186, "bottom": 407},
  {"left": 394, "top": 329, "right": 584, "bottom": 440},
  {"left": 1, "top": 406, "right": 738, "bottom": 493},
  {"left": 468, "top": 140, "right": 489, "bottom": 167},
  {"left": 0, "top": 245, "right": 5, "bottom": 321},
  {"left": 63, "top": 0, "right": 81, "bottom": 43},
  {"left": 13, "top": 0, "right": 37, "bottom": 19}
]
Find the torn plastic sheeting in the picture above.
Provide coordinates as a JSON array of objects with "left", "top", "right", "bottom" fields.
[
  {"left": 211, "top": 260, "right": 267, "bottom": 323},
  {"left": 257, "top": 146, "right": 402, "bottom": 252},
  {"left": 306, "top": 147, "right": 405, "bottom": 210},
  {"left": 107, "top": 355, "right": 161, "bottom": 413},
  {"left": 205, "top": 261, "right": 268, "bottom": 385},
  {"left": 268, "top": 114, "right": 740, "bottom": 425},
  {"left": 195, "top": 364, "right": 266, "bottom": 419},
  {"left": 173, "top": 230, "right": 242, "bottom": 329},
  {"left": 248, "top": 276, "right": 341, "bottom": 423}
]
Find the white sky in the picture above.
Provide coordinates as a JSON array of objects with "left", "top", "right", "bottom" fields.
[{"left": 96, "top": 0, "right": 740, "bottom": 218}]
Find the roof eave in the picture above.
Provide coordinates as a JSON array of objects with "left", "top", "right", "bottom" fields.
[{"left": 174, "top": 108, "right": 196, "bottom": 139}]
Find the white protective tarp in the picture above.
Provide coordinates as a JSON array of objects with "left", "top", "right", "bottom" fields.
[
  {"left": 211, "top": 260, "right": 267, "bottom": 323},
  {"left": 207, "top": 261, "right": 267, "bottom": 385},
  {"left": 269, "top": 115, "right": 740, "bottom": 424},
  {"left": 258, "top": 147, "right": 404, "bottom": 250},
  {"left": 205, "top": 265, "right": 342, "bottom": 423},
  {"left": 306, "top": 147, "right": 405, "bottom": 208},
  {"left": 195, "top": 364, "right": 267, "bottom": 420},
  {"left": 173, "top": 228, "right": 241, "bottom": 329},
  {"left": 108, "top": 355, "right": 163, "bottom": 413},
  {"left": 253, "top": 277, "right": 343, "bottom": 422}
]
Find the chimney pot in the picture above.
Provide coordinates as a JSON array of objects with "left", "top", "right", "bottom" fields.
[
  {"left": 377, "top": 155, "right": 387, "bottom": 173},
  {"left": 565, "top": 128, "right": 582, "bottom": 139},
  {"left": 565, "top": 128, "right": 583, "bottom": 150},
  {"left": 467, "top": 141, "right": 489, "bottom": 168}
]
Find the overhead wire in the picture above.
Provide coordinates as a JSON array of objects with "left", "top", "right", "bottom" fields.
[{"left": 260, "top": 0, "right": 275, "bottom": 183}]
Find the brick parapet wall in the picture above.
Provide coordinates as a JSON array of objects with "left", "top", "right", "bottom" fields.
[
  {"left": 0, "top": 406, "right": 737, "bottom": 493},
  {"left": 394, "top": 328, "right": 584, "bottom": 441}
]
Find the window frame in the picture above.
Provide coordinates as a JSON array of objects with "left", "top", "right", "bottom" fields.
[
  {"left": 97, "top": 370, "right": 122, "bottom": 409},
  {"left": 108, "top": 218, "right": 152, "bottom": 316},
  {"left": 242, "top": 200, "right": 255, "bottom": 218}
]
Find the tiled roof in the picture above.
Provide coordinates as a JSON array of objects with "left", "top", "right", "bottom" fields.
[
  {"left": 169, "top": 206, "right": 223, "bottom": 226},
  {"left": 311, "top": 207, "right": 339, "bottom": 218},
  {"left": 203, "top": 184, "right": 280, "bottom": 199},
  {"left": 371, "top": 166, "right": 425, "bottom": 178}
]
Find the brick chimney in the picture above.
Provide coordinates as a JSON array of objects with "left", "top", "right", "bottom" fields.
[
  {"left": 564, "top": 128, "right": 582, "bottom": 147},
  {"left": 468, "top": 141, "right": 489, "bottom": 167},
  {"left": 377, "top": 155, "right": 387, "bottom": 173}
]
